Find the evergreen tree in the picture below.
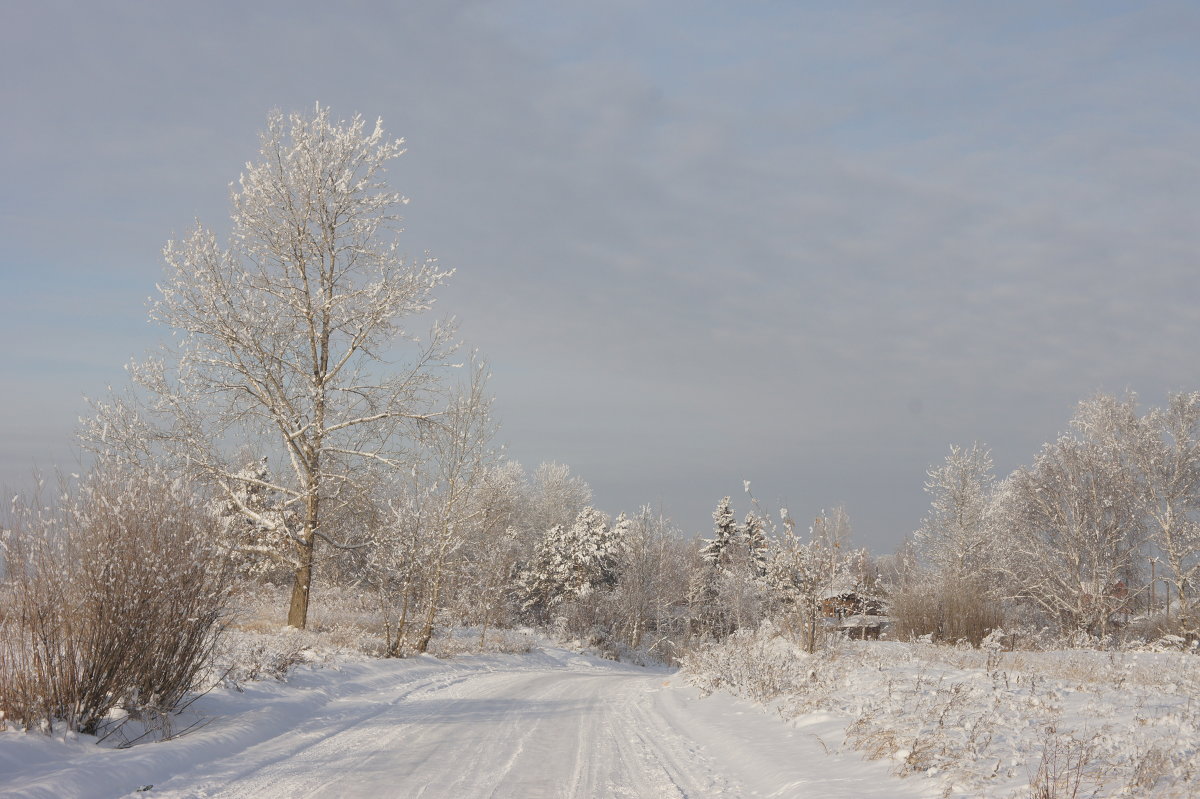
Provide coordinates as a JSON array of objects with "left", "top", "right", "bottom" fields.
[
  {"left": 517, "top": 523, "right": 569, "bottom": 618},
  {"left": 518, "top": 506, "right": 621, "bottom": 615},
  {"left": 563, "top": 506, "right": 615, "bottom": 596},
  {"left": 701, "top": 497, "right": 738, "bottom": 567},
  {"left": 742, "top": 511, "right": 769, "bottom": 577},
  {"left": 213, "top": 457, "right": 296, "bottom": 582}
]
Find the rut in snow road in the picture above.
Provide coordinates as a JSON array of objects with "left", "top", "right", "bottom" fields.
[{"left": 0, "top": 649, "right": 932, "bottom": 799}]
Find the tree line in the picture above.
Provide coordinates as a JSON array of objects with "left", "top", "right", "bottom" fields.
[
  {"left": 896, "top": 392, "right": 1200, "bottom": 646},
  {"left": 4, "top": 104, "right": 1196, "bottom": 736}
]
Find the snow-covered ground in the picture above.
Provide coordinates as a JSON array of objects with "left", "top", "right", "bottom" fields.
[
  {"left": 0, "top": 643, "right": 934, "bottom": 799},
  {"left": 6, "top": 626, "right": 1196, "bottom": 798},
  {"left": 683, "top": 626, "right": 1200, "bottom": 798}
]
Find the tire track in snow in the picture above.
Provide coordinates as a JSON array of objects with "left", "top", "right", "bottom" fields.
[{"left": 19, "top": 649, "right": 935, "bottom": 799}]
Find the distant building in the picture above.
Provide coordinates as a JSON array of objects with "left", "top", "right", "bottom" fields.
[{"left": 821, "top": 591, "right": 889, "bottom": 640}]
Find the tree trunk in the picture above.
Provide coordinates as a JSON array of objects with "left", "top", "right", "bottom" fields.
[
  {"left": 384, "top": 587, "right": 412, "bottom": 658},
  {"left": 806, "top": 603, "right": 818, "bottom": 654},
  {"left": 417, "top": 514, "right": 455, "bottom": 654},
  {"left": 416, "top": 556, "right": 444, "bottom": 654},
  {"left": 287, "top": 493, "right": 320, "bottom": 629},
  {"left": 288, "top": 537, "right": 313, "bottom": 628}
]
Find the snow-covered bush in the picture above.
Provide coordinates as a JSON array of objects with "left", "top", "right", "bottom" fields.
[
  {"left": 0, "top": 466, "right": 234, "bottom": 734},
  {"left": 681, "top": 622, "right": 845, "bottom": 708},
  {"left": 217, "top": 629, "right": 319, "bottom": 686}
]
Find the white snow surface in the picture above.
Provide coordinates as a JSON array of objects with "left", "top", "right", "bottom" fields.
[
  {"left": 683, "top": 629, "right": 1200, "bottom": 798},
  {"left": 0, "top": 646, "right": 932, "bottom": 799}
]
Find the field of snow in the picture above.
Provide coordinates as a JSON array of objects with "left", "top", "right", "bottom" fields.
[
  {"left": 0, "top": 641, "right": 934, "bottom": 799},
  {"left": 683, "top": 626, "right": 1200, "bottom": 798}
]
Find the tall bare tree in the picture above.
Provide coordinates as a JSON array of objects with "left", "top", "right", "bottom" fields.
[
  {"left": 83, "top": 105, "right": 457, "bottom": 628},
  {"left": 412, "top": 355, "right": 496, "bottom": 652}
]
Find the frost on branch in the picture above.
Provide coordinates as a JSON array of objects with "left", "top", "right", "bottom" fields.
[{"left": 80, "top": 103, "right": 463, "bottom": 629}]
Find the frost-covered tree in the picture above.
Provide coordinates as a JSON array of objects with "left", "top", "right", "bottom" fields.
[
  {"left": 915, "top": 443, "right": 996, "bottom": 577},
  {"left": 518, "top": 524, "right": 568, "bottom": 618},
  {"left": 603, "top": 506, "right": 691, "bottom": 653},
  {"left": 742, "top": 511, "right": 769, "bottom": 577},
  {"left": 766, "top": 531, "right": 823, "bottom": 651},
  {"left": 518, "top": 506, "right": 623, "bottom": 619},
  {"left": 1142, "top": 392, "right": 1200, "bottom": 625},
  {"left": 362, "top": 483, "right": 432, "bottom": 656},
  {"left": 767, "top": 507, "right": 854, "bottom": 653},
  {"left": 692, "top": 496, "right": 773, "bottom": 638},
  {"left": 82, "top": 105, "right": 459, "bottom": 628},
  {"left": 452, "top": 459, "right": 530, "bottom": 644},
  {"left": 700, "top": 497, "right": 738, "bottom": 568},
  {"left": 563, "top": 506, "right": 623, "bottom": 596},
  {"left": 1071, "top": 391, "right": 1200, "bottom": 628},
  {"left": 411, "top": 355, "right": 496, "bottom": 652},
  {"left": 901, "top": 444, "right": 1005, "bottom": 645},
  {"left": 811, "top": 505, "right": 851, "bottom": 558},
  {"left": 607, "top": 512, "right": 634, "bottom": 581},
  {"left": 524, "top": 462, "right": 593, "bottom": 546},
  {"left": 995, "top": 426, "right": 1145, "bottom": 638},
  {"left": 355, "top": 356, "right": 495, "bottom": 655}
]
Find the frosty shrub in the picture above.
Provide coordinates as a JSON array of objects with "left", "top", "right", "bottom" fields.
[
  {"left": 1027, "top": 726, "right": 1109, "bottom": 799},
  {"left": 0, "top": 466, "right": 234, "bottom": 734},
  {"left": 889, "top": 575, "right": 1005, "bottom": 647},
  {"left": 845, "top": 671, "right": 1008, "bottom": 781},
  {"left": 680, "top": 621, "right": 1198, "bottom": 796},
  {"left": 887, "top": 580, "right": 942, "bottom": 641},
  {"left": 425, "top": 627, "right": 536, "bottom": 658},
  {"left": 681, "top": 622, "right": 844, "bottom": 708},
  {"left": 216, "top": 629, "right": 321, "bottom": 687}
]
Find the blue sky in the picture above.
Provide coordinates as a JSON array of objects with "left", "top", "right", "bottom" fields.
[{"left": 3, "top": 2, "right": 1199, "bottom": 550}]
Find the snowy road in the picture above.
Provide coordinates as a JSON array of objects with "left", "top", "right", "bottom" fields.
[{"left": 0, "top": 649, "right": 932, "bottom": 798}]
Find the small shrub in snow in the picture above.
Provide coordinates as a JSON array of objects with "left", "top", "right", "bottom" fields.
[
  {"left": 0, "top": 467, "right": 234, "bottom": 734},
  {"left": 216, "top": 629, "right": 321, "bottom": 687},
  {"left": 1027, "top": 726, "right": 1109, "bottom": 799},
  {"left": 682, "top": 622, "right": 845, "bottom": 709},
  {"left": 425, "top": 627, "right": 536, "bottom": 658}
]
